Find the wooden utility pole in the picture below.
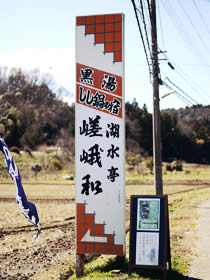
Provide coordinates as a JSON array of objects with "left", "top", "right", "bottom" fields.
[{"left": 150, "top": 0, "right": 163, "bottom": 195}]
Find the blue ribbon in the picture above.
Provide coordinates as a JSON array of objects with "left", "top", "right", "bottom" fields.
[{"left": 0, "top": 137, "right": 41, "bottom": 239}]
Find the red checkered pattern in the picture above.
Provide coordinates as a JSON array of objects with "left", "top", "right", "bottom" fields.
[
  {"left": 76, "top": 14, "right": 123, "bottom": 63},
  {"left": 76, "top": 203, "right": 123, "bottom": 255}
]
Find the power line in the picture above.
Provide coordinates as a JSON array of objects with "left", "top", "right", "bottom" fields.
[
  {"left": 174, "top": 91, "right": 194, "bottom": 107},
  {"left": 157, "top": 0, "right": 165, "bottom": 50},
  {"left": 160, "top": 0, "right": 205, "bottom": 62},
  {"left": 131, "top": 0, "right": 152, "bottom": 80},
  {"left": 165, "top": 77, "right": 200, "bottom": 105},
  {"left": 146, "top": 0, "right": 152, "bottom": 22},
  {"left": 156, "top": 1, "right": 210, "bottom": 105},
  {"left": 163, "top": 81, "right": 194, "bottom": 107},
  {"left": 177, "top": 0, "right": 210, "bottom": 54},
  {"left": 139, "top": 0, "right": 152, "bottom": 58},
  {"left": 171, "top": 62, "right": 210, "bottom": 102},
  {"left": 160, "top": 52, "right": 210, "bottom": 102},
  {"left": 192, "top": 0, "right": 210, "bottom": 35},
  {"left": 163, "top": 81, "right": 193, "bottom": 107},
  {"left": 142, "top": 0, "right": 151, "bottom": 35}
]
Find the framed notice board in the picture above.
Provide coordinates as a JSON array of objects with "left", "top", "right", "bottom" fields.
[{"left": 129, "top": 195, "right": 171, "bottom": 278}]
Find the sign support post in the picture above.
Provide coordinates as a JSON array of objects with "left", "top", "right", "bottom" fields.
[{"left": 76, "top": 254, "right": 85, "bottom": 278}]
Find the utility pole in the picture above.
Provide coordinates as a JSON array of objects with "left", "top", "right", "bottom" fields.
[{"left": 150, "top": 0, "right": 163, "bottom": 195}]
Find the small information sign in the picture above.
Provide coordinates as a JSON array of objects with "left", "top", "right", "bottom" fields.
[{"left": 129, "top": 195, "right": 171, "bottom": 278}]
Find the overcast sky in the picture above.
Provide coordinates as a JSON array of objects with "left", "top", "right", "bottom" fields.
[{"left": 0, "top": 0, "right": 209, "bottom": 112}]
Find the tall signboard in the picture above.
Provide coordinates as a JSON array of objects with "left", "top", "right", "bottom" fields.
[{"left": 76, "top": 14, "right": 125, "bottom": 256}]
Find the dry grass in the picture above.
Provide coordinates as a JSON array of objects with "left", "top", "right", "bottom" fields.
[
  {"left": 1, "top": 163, "right": 210, "bottom": 279},
  {"left": 0, "top": 183, "right": 75, "bottom": 199}
]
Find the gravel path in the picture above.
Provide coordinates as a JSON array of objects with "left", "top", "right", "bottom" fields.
[{"left": 189, "top": 199, "right": 210, "bottom": 280}]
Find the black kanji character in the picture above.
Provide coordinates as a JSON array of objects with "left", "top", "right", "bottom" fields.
[
  {"left": 92, "top": 92, "right": 105, "bottom": 108},
  {"left": 80, "top": 68, "right": 93, "bottom": 84},
  {"left": 101, "top": 74, "right": 117, "bottom": 92},
  {"left": 81, "top": 174, "right": 91, "bottom": 195},
  {"left": 81, "top": 174, "right": 102, "bottom": 195},
  {"left": 107, "top": 166, "right": 119, "bottom": 182},
  {"left": 107, "top": 144, "right": 119, "bottom": 159},
  {"left": 80, "top": 115, "right": 103, "bottom": 137},
  {"left": 94, "top": 180, "right": 103, "bottom": 195},
  {"left": 106, "top": 123, "right": 120, "bottom": 138},
  {"left": 106, "top": 100, "right": 113, "bottom": 113},
  {"left": 112, "top": 98, "right": 121, "bottom": 115},
  {"left": 80, "top": 144, "right": 103, "bottom": 167}
]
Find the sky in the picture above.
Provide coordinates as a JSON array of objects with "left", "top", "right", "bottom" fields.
[{"left": 0, "top": 0, "right": 209, "bottom": 112}]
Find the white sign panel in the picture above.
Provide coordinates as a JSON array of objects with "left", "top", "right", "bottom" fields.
[
  {"left": 135, "top": 232, "right": 159, "bottom": 266},
  {"left": 76, "top": 14, "right": 125, "bottom": 256}
]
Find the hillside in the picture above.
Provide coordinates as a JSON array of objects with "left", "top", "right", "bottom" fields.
[
  {"left": 0, "top": 67, "right": 209, "bottom": 163},
  {"left": 162, "top": 105, "right": 210, "bottom": 122}
]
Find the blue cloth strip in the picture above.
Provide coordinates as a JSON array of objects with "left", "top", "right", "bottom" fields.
[{"left": 0, "top": 137, "right": 41, "bottom": 239}]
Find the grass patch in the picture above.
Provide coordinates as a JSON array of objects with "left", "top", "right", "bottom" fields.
[
  {"left": 68, "top": 256, "right": 153, "bottom": 280},
  {"left": 1, "top": 151, "right": 210, "bottom": 185},
  {"left": 1, "top": 156, "right": 210, "bottom": 280},
  {"left": 66, "top": 187, "right": 210, "bottom": 280}
]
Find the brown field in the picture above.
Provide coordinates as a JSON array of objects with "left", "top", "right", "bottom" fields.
[{"left": 1, "top": 163, "right": 210, "bottom": 279}]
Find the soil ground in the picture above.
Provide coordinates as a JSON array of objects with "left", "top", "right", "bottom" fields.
[{"left": 1, "top": 177, "right": 210, "bottom": 279}]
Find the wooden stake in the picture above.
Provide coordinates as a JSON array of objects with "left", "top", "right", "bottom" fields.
[{"left": 76, "top": 254, "right": 85, "bottom": 278}]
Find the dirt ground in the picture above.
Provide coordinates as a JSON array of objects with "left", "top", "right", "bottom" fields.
[
  {"left": 0, "top": 197, "right": 75, "bottom": 280},
  {"left": 1, "top": 180, "right": 210, "bottom": 280}
]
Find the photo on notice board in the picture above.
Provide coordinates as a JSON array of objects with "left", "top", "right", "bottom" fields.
[{"left": 137, "top": 198, "right": 160, "bottom": 231}]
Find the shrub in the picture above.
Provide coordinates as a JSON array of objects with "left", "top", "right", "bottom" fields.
[
  {"left": 166, "top": 163, "right": 173, "bottom": 172},
  {"left": 166, "top": 161, "right": 183, "bottom": 172},
  {"left": 52, "top": 159, "right": 64, "bottom": 170},
  {"left": 24, "top": 146, "right": 33, "bottom": 157},
  {"left": 173, "top": 160, "right": 183, "bottom": 171},
  {"left": 145, "top": 157, "right": 153, "bottom": 173},
  {"left": 127, "top": 154, "right": 142, "bottom": 170},
  {"left": 31, "top": 164, "right": 42, "bottom": 176},
  {"left": 10, "top": 146, "right": 20, "bottom": 154}
]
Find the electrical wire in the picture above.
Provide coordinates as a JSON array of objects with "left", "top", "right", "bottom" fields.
[
  {"left": 160, "top": 0, "right": 205, "bottom": 62},
  {"left": 157, "top": 0, "right": 165, "bottom": 50},
  {"left": 192, "top": 0, "right": 210, "bottom": 35},
  {"left": 160, "top": 51, "right": 210, "bottom": 102},
  {"left": 146, "top": 0, "right": 152, "bottom": 22},
  {"left": 165, "top": 77, "right": 200, "bottom": 105},
  {"left": 156, "top": 1, "right": 210, "bottom": 105},
  {"left": 163, "top": 81, "right": 193, "bottom": 107},
  {"left": 142, "top": 0, "right": 151, "bottom": 36},
  {"left": 163, "top": 81, "right": 194, "bottom": 107},
  {"left": 164, "top": 0, "right": 203, "bottom": 59},
  {"left": 132, "top": 0, "right": 209, "bottom": 108},
  {"left": 131, "top": 0, "right": 152, "bottom": 80},
  {"left": 171, "top": 62, "right": 210, "bottom": 102},
  {"left": 177, "top": 0, "right": 210, "bottom": 54},
  {"left": 139, "top": 0, "right": 152, "bottom": 58}
]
